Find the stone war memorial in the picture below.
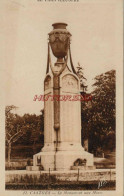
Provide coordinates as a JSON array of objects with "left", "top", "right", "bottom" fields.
[{"left": 27, "top": 23, "right": 94, "bottom": 171}]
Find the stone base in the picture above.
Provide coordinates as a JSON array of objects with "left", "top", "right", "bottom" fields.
[
  {"left": 32, "top": 150, "right": 94, "bottom": 171},
  {"left": 55, "top": 150, "right": 94, "bottom": 171}
]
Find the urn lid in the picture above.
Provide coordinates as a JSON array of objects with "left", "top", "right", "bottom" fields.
[{"left": 52, "top": 23, "right": 67, "bottom": 29}]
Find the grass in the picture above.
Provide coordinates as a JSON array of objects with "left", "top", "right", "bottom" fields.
[
  {"left": 5, "top": 180, "right": 116, "bottom": 190},
  {"left": 6, "top": 171, "right": 116, "bottom": 190}
]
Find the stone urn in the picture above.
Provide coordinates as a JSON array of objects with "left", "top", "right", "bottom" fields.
[{"left": 48, "top": 23, "right": 71, "bottom": 61}]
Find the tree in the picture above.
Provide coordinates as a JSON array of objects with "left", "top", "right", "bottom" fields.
[
  {"left": 89, "top": 70, "right": 116, "bottom": 154},
  {"left": 15, "top": 112, "right": 44, "bottom": 152},
  {"left": 76, "top": 62, "right": 87, "bottom": 93},
  {"left": 5, "top": 106, "right": 44, "bottom": 161},
  {"left": 5, "top": 105, "right": 27, "bottom": 164},
  {"left": 77, "top": 68, "right": 116, "bottom": 155},
  {"left": 76, "top": 63, "right": 90, "bottom": 151}
]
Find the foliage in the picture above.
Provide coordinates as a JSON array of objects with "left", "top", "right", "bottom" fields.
[
  {"left": 14, "top": 112, "right": 44, "bottom": 146},
  {"left": 5, "top": 106, "right": 44, "bottom": 161},
  {"left": 5, "top": 105, "right": 28, "bottom": 162},
  {"left": 76, "top": 62, "right": 87, "bottom": 92},
  {"left": 6, "top": 106, "right": 28, "bottom": 145},
  {"left": 81, "top": 70, "right": 116, "bottom": 153}
]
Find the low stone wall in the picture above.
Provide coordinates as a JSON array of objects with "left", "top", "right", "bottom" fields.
[{"left": 6, "top": 169, "right": 116, "bottom": 183}]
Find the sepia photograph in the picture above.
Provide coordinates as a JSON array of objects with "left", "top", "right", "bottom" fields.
[{"left": 1, "top": 0, "right": 123, "bottom": 195}]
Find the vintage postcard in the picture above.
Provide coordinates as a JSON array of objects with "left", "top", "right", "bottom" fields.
[{"left": 0, "top": 0, "right": 123, "bottom": 195}]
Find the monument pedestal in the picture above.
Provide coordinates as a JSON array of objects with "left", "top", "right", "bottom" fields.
[
  {"left": 29, "top": 69, "right": 94, "bottom": 171},
  {"left": 33, "top": 149, "right": 93, "bottom": 171},
  {"left": 27, "top": 23, "right": 95, "bottom": 171}
]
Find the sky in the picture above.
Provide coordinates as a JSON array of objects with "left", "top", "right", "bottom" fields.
[{"left": 2, "top": 0, "right": 121, "bottom": 115}]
